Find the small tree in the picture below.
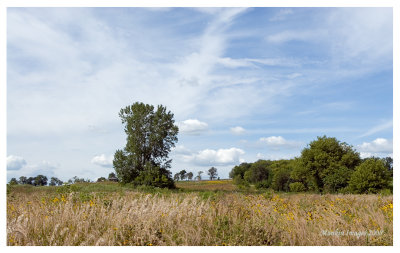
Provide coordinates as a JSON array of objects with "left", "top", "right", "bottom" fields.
[
  {"left": 229, "top": 162, "right": 251, "bottom": 179},
  {"left": 208, "top": 167, "right": 218, "bottom": 180},
  {"left": 349, "top": 159, "right": 391, "bottom": 194},
  {"left": 179, "top": 170, "right": 187, "bottom": 181},
  {"left": 187, "top": 172, "right": 193, "bottom": 181},
  {"left": 9, "top": 178, "right": 18, "bottom": 185},
  {"left": 18, "top": 176, "right": 28, "bottom": 185},
  {"left": 173, "top": 173, "right": 180, "bottom": 181},
  {"left": 246, "top": 160, "right": 272, "bottom": 185},
  {"left": 27, "top": 177, "right": 35, "bottom": 185},
  {"left": 35, "top": 175, "right": 48, "bottom": 186},
  {"left": 108, "top": 172, "right": 118, "bottom": 182},
  {"left": 271, "top": 167, "right": 292, "bottom": 192},
  {"left": 196, "top": 171, "right": 203, "bottom": 181},
  {"left": 72, "top": 176, "right": 82, "bottom": 183},
  {"left": 49, "top": 177, "right": 63, "bottom": 186},
  {"left": 97, "top": 177, "right": 107, "bottom": 182}
]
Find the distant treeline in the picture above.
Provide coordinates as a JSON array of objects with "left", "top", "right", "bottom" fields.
[
  {"left": 229, "top": 136, "right": 393, "bottom": 194},
  {"left": 8, "top": 173, "right": 119, "bottom": 186}
]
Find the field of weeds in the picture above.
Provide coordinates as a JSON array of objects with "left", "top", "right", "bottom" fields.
[
  {"left": 7, "top": 181, "right": 393, "bottom": 246},
  {"left": 175, "top": 179, "right": 237, "bottom": 191}
]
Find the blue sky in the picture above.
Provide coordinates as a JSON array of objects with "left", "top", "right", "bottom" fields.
[{"left": 6, "top": 7, "right": 393, "bottom": 181}]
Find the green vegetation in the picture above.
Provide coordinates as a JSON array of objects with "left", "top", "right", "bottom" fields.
[
  {"left": 113, "top": 102, "right": 178, "bottom": 188},
  {"left": 349, "top": 159, "right": 391, "bottom": 194},
  {"left": 7, "top": 181, "right": 393, "bottom": 246},
  {"left": 230, "top": 136, "right": 393, "bottom": 194}
]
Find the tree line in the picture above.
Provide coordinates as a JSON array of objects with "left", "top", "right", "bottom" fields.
[
  {"left": 229, "top": 136, "right": 393, "bottom": 194},
  {"left": 173, "top": 167, "right": 219, "bottom": 181},
  {"left": 8, "top": 172, "right": 120, "bottom": 186}
]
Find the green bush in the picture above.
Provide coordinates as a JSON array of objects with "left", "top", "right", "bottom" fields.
[
  {"left": 255, "top": 180, "right": 271, "bottom": 189},
  {"left": 349, "top": 158, "right": 391, "bottom": 194},
  {"left": 289, "top": 182, "right": 306, "bottom": 192},
  {"left": 133, "top": 164, "right": 175, "bottom": 189},
  {"left": 233, "top": 175, "right": 249, "bottom": 188}
]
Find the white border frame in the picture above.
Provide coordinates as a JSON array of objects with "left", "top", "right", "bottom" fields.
[{"left": 0, "top": 1, "right": 398, "bottom": 252}]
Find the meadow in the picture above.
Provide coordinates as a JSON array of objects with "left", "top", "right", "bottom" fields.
[{"left": 7, "top": 180, "right": 393, "bottom": 246}]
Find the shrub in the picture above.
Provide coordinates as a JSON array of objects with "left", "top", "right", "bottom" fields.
[
  {"left": 255, "top": 180, "right": 271, "bottom": 189},
  {"left": 233, "top": 175, "right": 249, "bottom": 189},
  {"left": 349, "top": 158, "right": 390, "bottom": 194},
  {"left": 133, "top": 163, "right": 175, "bottom": 189},
  {"left": 289, "top": 182, "right": 306, "bottom": 192}
]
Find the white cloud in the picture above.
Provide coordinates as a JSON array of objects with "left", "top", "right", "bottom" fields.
[
  {"left": 7, "top": 155, "right": 27, "bottom": 170},
  {"left": 216, "top": 57, "right": 299, "bottom": 68},
  {"left": 259, "top": 136, "right": 301, "bottom": 149},
  {"left": 177, "top": 119, "right": 208, "bottom": 135},
  {"left": 357, "top": 138, "right": 392, "bottom": 158},
  {"left": 182, "top": 147, "right": 245, "bottom": 166},
  {"left": 256, "top": 153, "right": 298, "bottom": 161},
  {"left": 230, "top": 126, "right": 245, "bottom": 135},
  {"left": 91, "top": 154, "right": 114, "bottom": 168},
  {"left": 7, "top": 160, "right": 58, "bottom": 181}
]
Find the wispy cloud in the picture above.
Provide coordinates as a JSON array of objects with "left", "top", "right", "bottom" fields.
[
  {"left": 359, "top": 120, "right": 393, "bottom": 138},
  {"left": 266, "top": 29, "right": 327, "bottom": 43}
]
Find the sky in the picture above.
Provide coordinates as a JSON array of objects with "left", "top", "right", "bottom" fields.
[{"left": 6, "top": 7, "right": 393, "bottom": 182}]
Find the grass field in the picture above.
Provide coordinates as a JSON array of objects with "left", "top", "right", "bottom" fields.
[{"left": 7, "top": 180, "right": 393, "bottom": 246}]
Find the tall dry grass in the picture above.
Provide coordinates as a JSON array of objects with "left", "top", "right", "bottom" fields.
[{"left": 7, "top": 190, "right": 392, "bottom": 246}]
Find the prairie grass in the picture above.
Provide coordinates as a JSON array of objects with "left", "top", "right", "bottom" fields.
[
  {"left": 7, "top": 182, "right": 393, "bottom": 246},
  {"left": 176, "top": 179, "right": 237, "bottom": 191}
]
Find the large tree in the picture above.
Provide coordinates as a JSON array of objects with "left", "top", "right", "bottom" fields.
[{"left": 113, "top": 102, "right": 178, "bottom": 188}]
